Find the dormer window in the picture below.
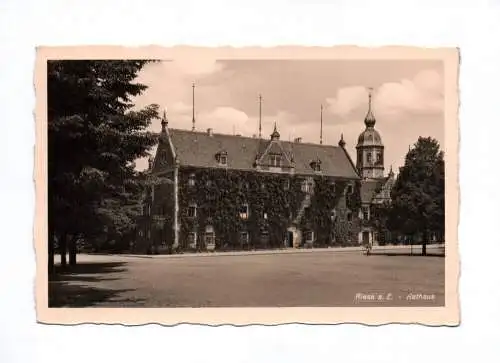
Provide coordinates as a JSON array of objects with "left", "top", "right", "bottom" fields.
[
  {"left": 215, "top": 150, "right": 228, "bottom": 166},
  {"left": 269, "top": 154, "right": 282, "bottom": 167},
  {"left": 310, "top": 159, "right": 322, "bottom": 172}
]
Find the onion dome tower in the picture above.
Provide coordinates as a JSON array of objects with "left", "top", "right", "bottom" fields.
[{"left": 355, "top": 88, "right": 385, "bottom": 179}]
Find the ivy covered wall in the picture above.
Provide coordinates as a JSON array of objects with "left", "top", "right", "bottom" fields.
[{"left": 147, "top": 167, "right": 362, "bottom": 253}]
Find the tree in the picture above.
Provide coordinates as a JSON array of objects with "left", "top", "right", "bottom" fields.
[
  {"left": 48, "top": 60, "right": 158, "bottom": 270},
  {"left": 390, "top": 137, "right": 445, "bottom": 255}
]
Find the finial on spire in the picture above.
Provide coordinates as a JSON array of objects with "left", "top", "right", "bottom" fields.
[
  {"left": 258, "top": 94, "right": 263, "bottom": 138},
  {"left": 191, "top": 82, "right": 196, "bottom": 131},
  {"left": 338, "top": 133, "right": 346, "bottom": 148},
  {"left": 364, "top": 87, "right": 376, "bottom": 128},
  {"left": 161, "top": 107, "right": 168, "bottom": 133},
  {"left": 271, "top": 121, "right": 280, "bottom": 140},
  {"left": 320, "top": 104, "right": 323, "bottom": 145}
]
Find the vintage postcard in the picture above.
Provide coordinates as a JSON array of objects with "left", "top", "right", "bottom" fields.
[{"left": 35, "top": 46, "right": 460, "bottom": 326}]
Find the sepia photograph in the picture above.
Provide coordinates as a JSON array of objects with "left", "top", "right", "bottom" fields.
[{"left": 35, "top": 46, "right": 459, "bottom": 325}]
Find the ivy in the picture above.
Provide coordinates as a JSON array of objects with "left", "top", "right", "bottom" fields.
[{"left": 175, "top": 168, "right": 361, "bottom": 252}]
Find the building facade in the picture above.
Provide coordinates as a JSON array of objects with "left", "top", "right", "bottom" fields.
[{"left": 137, "top": 92, "right": 394, "bottom": 253}]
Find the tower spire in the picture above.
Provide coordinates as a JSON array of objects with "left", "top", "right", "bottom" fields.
[
  {"left": 364, "top": 87, "right": 376, "bottom": 128},
  {"left": 271, "top": 121, "right": 280, "bottom": 140},
  {"left": 258, "top": 94, "right": 262, "bottom": 138},
  {"left": 338, "top": 133, "right": 346, "bottom": 148},
  {"left": 161, "top": 107, "right": 168, "bottom": 133},
  {"left": 320, "top": 104, "right": 323, "bottom": 145},
  {"left": 191, "top": 82, "right": 196, "bottom": 131}
]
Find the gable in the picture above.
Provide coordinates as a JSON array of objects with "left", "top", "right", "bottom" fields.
[{"left": 152, "top": 136, "right": 176, "bottom": 173}]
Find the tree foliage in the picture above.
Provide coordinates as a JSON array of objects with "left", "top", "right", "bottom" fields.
[
  {"left": 389, "top": 137, "right": 445, "bottom": 253},
  {"left": 48, "top": 60, "right": 159, "bottom": 266}
]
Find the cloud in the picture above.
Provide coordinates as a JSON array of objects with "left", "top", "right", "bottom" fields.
[
  {"left": 324, "top": 69, "right": 444, "bottom": 122},
  {"left": 325, "top": 86, "right": 368, "bottom": 118}
]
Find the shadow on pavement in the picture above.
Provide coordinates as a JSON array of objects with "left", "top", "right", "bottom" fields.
[{"left": 49, "top": 262, "right": 143, "bottom": 307}]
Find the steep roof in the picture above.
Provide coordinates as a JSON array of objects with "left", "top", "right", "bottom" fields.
[
  {"left": 167, "top": 129, "right": 360, "bottom": 179},
  {"left": 361, "top": 176, "right": 394, "bottom": 204}
]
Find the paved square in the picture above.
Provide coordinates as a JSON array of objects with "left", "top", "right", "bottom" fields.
[{"left": 49, "top": 249, "right": 445, "bottom": 307}]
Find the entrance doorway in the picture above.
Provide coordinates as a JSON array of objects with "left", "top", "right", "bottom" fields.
[
  {"left": 362, "top": 231, "right": 370, "bottom": 245},
  {"left": 287, "top": 231, "right": 294, "bottom": 248}
]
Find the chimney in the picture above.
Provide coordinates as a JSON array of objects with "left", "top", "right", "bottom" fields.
[
  {"left": 207, "top": 128, "right": 213, "bottom": 136},
  {"left": 294, "top": 137, "right": 302, "bottom": 143}
]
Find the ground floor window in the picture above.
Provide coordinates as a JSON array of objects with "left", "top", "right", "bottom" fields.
[
  {"left": 205, "top": 225, "right": 215, "bottom": 249},
  {"left": 205, "top": 232, "right": 215, "bottom": 244},
  {"left": 304, "top": 231, "right": 314, "bottom": 243},
  {"left": 188, "top": 232, "right": 197, "bottom": 248},
  {"left": 240, "top": 231, "right": 249, "bottom": 244}
]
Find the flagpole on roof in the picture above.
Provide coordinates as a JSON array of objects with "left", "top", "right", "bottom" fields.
[{"left": 192, "top": 82, "right": 196, "bottom": 131}]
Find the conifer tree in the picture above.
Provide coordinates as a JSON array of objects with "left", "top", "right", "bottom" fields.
[{"left": 48, "top": 60, "right": 158, "bottom": 270}]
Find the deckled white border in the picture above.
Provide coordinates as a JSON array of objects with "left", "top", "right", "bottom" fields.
[{"left": 35, "top": 46, "right": 459, "bottom": 326}]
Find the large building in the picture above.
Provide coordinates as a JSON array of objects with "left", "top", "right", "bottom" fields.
[{"left": 136, "top": 92, "right": 393, "bottom": 254}]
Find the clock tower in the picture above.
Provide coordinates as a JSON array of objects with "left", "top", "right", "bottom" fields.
[{"left": 356, "top": 89, "right": 385, "bottom": 179}]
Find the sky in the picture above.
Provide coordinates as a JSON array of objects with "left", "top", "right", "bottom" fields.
[{"left": 132, "top": 58, "right": 444, "bottom": 173}]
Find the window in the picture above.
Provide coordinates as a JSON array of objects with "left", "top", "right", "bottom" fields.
[
  {"left": 283, "top": 179, "right": 290, "bottom": 191},
  {"left": 240, "top": 231, "right": 249, "bottom": 244},
  {"left": 188, "top": 232, "right": 197, "bottom": 248},
  {"left": 331, "top": 209, "right": 337, "bottom": 222},
  {"left": 305, "top": 231, "right": 314, "bottom": 242},
  {"left": 331, "top": 182, "right": 336, "bottom": 193},
  {"left": 301, "top": 180, "right": 313, "bottom": 193},
  {"left": 269, "top": 154, "right": 282, "bottom": 167},
  {"left": 206, "top": 179, "right": 213, "bottom": 187},
  {"left": 363, "top": 207, "right": 370, "bottom": 221},
  {"left": 367, "top": 152, "right": 372, "bottom": 163},
  {"left": 205, "top": 231, "right": 215, "bottom": 246},
  {"left": 219, "top": 155, "right": 227, "bottom": 165},
  {"left": 239, "top": 204, "right": 249, "bottom": 220},
  {"left": 304, "top": 207, "right": 311, "bottom": 218},
  {"left": 376, "top": 152, "right": 382, "bottom": 164},
  {"left": 188, "top": 173, "right": 196, "bottom": 187},
  {"left": 346, "top": 211, "right": 353, "bottom": 222},
  {"left": 263, "top": 212, "right": 268, "bottom": 220},
  {"left": 187, "top": 204, "right": 197, "bottom": 218},
  {"left": 346, "top": 184, "right": 354, "bottom": 195},
  {"left": 310, "top": 160, "right": 321, "bottom": 172}
]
